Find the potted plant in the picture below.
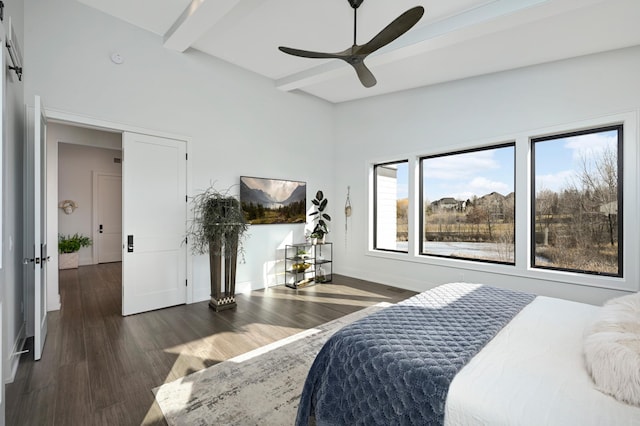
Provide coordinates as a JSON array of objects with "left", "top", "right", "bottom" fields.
[
  {"left": 187, "top": 184, "right": 249, "bottom": 311},
  {"left": 58, "top": 233, "right": 92, "bottom": 269},
  {"left": 309, "top": 190, "right": 331, "bottom": 244}
]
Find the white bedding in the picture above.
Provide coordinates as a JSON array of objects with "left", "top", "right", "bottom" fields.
[{"left": 445, "top": 296, "right": 640, "bottom": 425}]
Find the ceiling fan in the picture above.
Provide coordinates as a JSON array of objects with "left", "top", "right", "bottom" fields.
[{"left": 278, "top": 0, "right": 425, "bottom": 88}]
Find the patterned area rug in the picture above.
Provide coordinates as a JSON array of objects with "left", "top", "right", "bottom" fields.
[{"left": 153, "top": 303, "right": 390, "bottom": 425}]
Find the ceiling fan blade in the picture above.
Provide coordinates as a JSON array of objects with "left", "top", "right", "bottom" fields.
[
  {"left": 278, "top": 46, "right": 342, "bottom": 59},
  {"left": 359, "top": 6, "right": 424, "bottom": 55},
  {"left": 278, "top": 4, "right": 424, "bottom": 88},
  {"left": 350, "top": 61, "right": 377, "bottom": 88}
]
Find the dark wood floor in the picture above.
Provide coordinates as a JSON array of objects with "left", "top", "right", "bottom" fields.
[{"left": 6, "top": 263, "right": 415, "bottom": 425}]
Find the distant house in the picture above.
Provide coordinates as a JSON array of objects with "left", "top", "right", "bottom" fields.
[{"left": 431, "top": 197, "right": 463, "bottom": 211}]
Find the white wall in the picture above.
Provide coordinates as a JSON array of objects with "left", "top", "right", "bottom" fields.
[
  {"left": 24, "top": 0, "right": 335, "bottom": 302},
  {"left": 1, "top": 0, "right": 25, "bottom": 421},
  {"left": 333, "top": 46, "right": 640, "bottom": 305}
]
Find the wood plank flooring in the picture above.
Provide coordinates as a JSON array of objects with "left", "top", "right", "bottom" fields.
[{"left": 6, "top": 263, "right": 415, "bottom": 425}]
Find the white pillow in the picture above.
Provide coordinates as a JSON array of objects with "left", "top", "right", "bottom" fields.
[{"left": 583, "top": 292, "right": 640, "bottom": 406}]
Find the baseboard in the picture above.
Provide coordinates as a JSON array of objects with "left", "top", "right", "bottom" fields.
[
  {"left": 191, "top": 280, "right": 262, "bottom": 304},
  {"left": 5, "top": 322, "right": 26, "bottom": 384},
  {"left": 47, "top": 293, "right": 61, "bottom": 312}
]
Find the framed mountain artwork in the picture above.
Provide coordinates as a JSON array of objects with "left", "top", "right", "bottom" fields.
[{"left": 240, "top": 176, "right": 306, "bottom": 225}]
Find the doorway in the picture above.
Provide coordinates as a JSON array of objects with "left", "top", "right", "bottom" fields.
[
  {"left": 51, "top": 124, "right": 123, "bottom": 310},
  {"left": 44, "top": 113, "right": 191, "bottom": 319},
  {"left": 57, "top": 133, "right": 123, "bottom": 264}
]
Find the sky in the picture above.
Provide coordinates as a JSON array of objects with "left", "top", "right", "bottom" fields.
[
  {"left": 392, "top": 128, "right": 618, "bottom": 201},
  {"left": 422, "top": 146, "right": 514, "bottom": 202},
  {"left": 534, "top": 129, "right": 617, "bottom": 193}
]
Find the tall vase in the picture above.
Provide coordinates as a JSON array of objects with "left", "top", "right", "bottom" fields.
[{"left": 208, "top": 236, "right": 238, "bottom": 311}]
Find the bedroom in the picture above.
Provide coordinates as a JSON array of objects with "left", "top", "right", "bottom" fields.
[{"left": 1, "top": 0, "right": 640, "bottom": 424}]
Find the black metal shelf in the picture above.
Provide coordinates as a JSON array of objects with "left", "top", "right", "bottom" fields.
[{"left": 284, "top": 242, "right": 332, "bottom": 289}]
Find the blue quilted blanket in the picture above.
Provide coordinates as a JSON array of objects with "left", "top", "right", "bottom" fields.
[{"left": 295, "top": 283, "right": 535, "bottom": 425}]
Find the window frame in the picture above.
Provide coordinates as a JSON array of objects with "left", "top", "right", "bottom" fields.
[
  {"left": 530, "top": 124, "right": 624, "bottom": 277},
  {"left": 373, "top": 159, "right": 409, "bottom": 254},
  {"left": 366, "top": 112, "right": 638, "bottom": 293},
  {"left": 418, "top": 142, "right": 516, "bottom": 265}
]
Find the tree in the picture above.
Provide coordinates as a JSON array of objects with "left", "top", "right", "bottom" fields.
[
  {"left": 572, "top": 146, "right": 618, "bottom": 247},
  {"left": 535, "top": 188, "right": 558, "bottom": 246},
  {"left": 466, "top": 197, "right": 486, "bottom": 235},
  {"left": 582, "top": 147, "right": 617, "bottom": 246}
]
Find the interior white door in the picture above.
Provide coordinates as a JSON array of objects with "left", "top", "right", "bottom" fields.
[
  {"left": 96, "top": 173, "right": 122, "bottom": 263},
  {"left": 24, "top": 96, "right": 49, "bottom": 360},
  {"left": 122, "top": 132, "right": 187, "bottom": 316}
]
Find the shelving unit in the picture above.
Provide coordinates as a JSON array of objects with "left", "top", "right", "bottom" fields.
[{"left": 284, "top": 242, "right": 333, "bottom": 289}]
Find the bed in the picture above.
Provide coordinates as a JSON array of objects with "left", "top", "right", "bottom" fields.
[{"left": 295, "top": 282, "right": 640, "bottom": 425}]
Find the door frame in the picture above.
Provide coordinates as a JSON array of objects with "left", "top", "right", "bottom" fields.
[{"left": 44, "top": 109, "right": 194, "bottom": 309}]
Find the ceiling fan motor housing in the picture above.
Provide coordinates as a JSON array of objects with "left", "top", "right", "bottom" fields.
[{"left": 348, "top": 0, "right": 364, "bottom": 9}]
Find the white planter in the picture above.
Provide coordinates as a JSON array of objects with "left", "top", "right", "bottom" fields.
[{"left": 59, "top": 252, "right": 79, "bottom": 269}]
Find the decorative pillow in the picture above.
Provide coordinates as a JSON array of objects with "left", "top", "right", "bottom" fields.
[{"left": 583, "top": 292, "right": 640, "bottom": 406}]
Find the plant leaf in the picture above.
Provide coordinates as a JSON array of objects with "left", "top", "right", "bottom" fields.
[
  {"left": 309, "top": 211, "right": 319, "bottom": 216},
  {"left": 319, "top": 199, "right": 328, "bottom": 211},
  {"left": 316, "top": 190, "right": 324, "bottom": 201},
  {"left": 322, "top": 213, "right": 331, "bottom": 221},
  {"left": 311, "top": 199, "right": 320, "bottom": 206}
]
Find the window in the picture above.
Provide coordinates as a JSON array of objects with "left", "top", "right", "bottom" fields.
[
  {"left": 420, "top": 144, "right": 515, "bottom": 264},
  {"left": 374, "top": 161, "right": 408, "bottom": 252},
  {"left": 531, "top": 125, "right": 622, "bottom": 277}
]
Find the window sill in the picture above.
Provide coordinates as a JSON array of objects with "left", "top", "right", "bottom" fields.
[{"left": 366, "top": 249, "right": 637, "bottom": 293}]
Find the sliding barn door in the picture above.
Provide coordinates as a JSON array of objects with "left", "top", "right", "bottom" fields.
[{"left": 122, "top": 132, "right": 187, "bottom": 315}]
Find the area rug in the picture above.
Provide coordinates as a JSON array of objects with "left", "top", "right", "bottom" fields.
[{"left": 153, "top": 303, "right": 391, "bottom": 425}]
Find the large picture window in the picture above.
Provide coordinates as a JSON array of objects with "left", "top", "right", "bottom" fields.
[
  {"left": 374, "top": 161, "right": 408, "bottom": 252},
  {"left": 420, "top": 144, "right": 515, "bottom": 264},
  {"left": 531, "top": 125, "right": 622, "bottom": 276}
]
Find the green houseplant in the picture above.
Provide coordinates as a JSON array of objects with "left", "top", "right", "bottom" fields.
[
  {"left": 309, "top": 190, "right": 331, "bottom": 243},
  {"left": 187, "top": 185, "right": 249, "bottom": 311},
  {"left": 58, "top": 233, "right": 92, "bottom": 269}
]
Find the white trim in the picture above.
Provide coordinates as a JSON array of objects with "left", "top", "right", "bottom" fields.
[
  {"left": 43, "top": 109, "right": 195, "bottom": 305},
  {"left": 45, "top": 108, "right": 191, "bottom": 143},
  {"left": 367, "top": 110, "right": 640, "bottom": 293}
]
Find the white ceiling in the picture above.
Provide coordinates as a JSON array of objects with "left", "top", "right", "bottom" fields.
[{"left": 76, "top": 0, "right": 640, "bottom": 103}]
